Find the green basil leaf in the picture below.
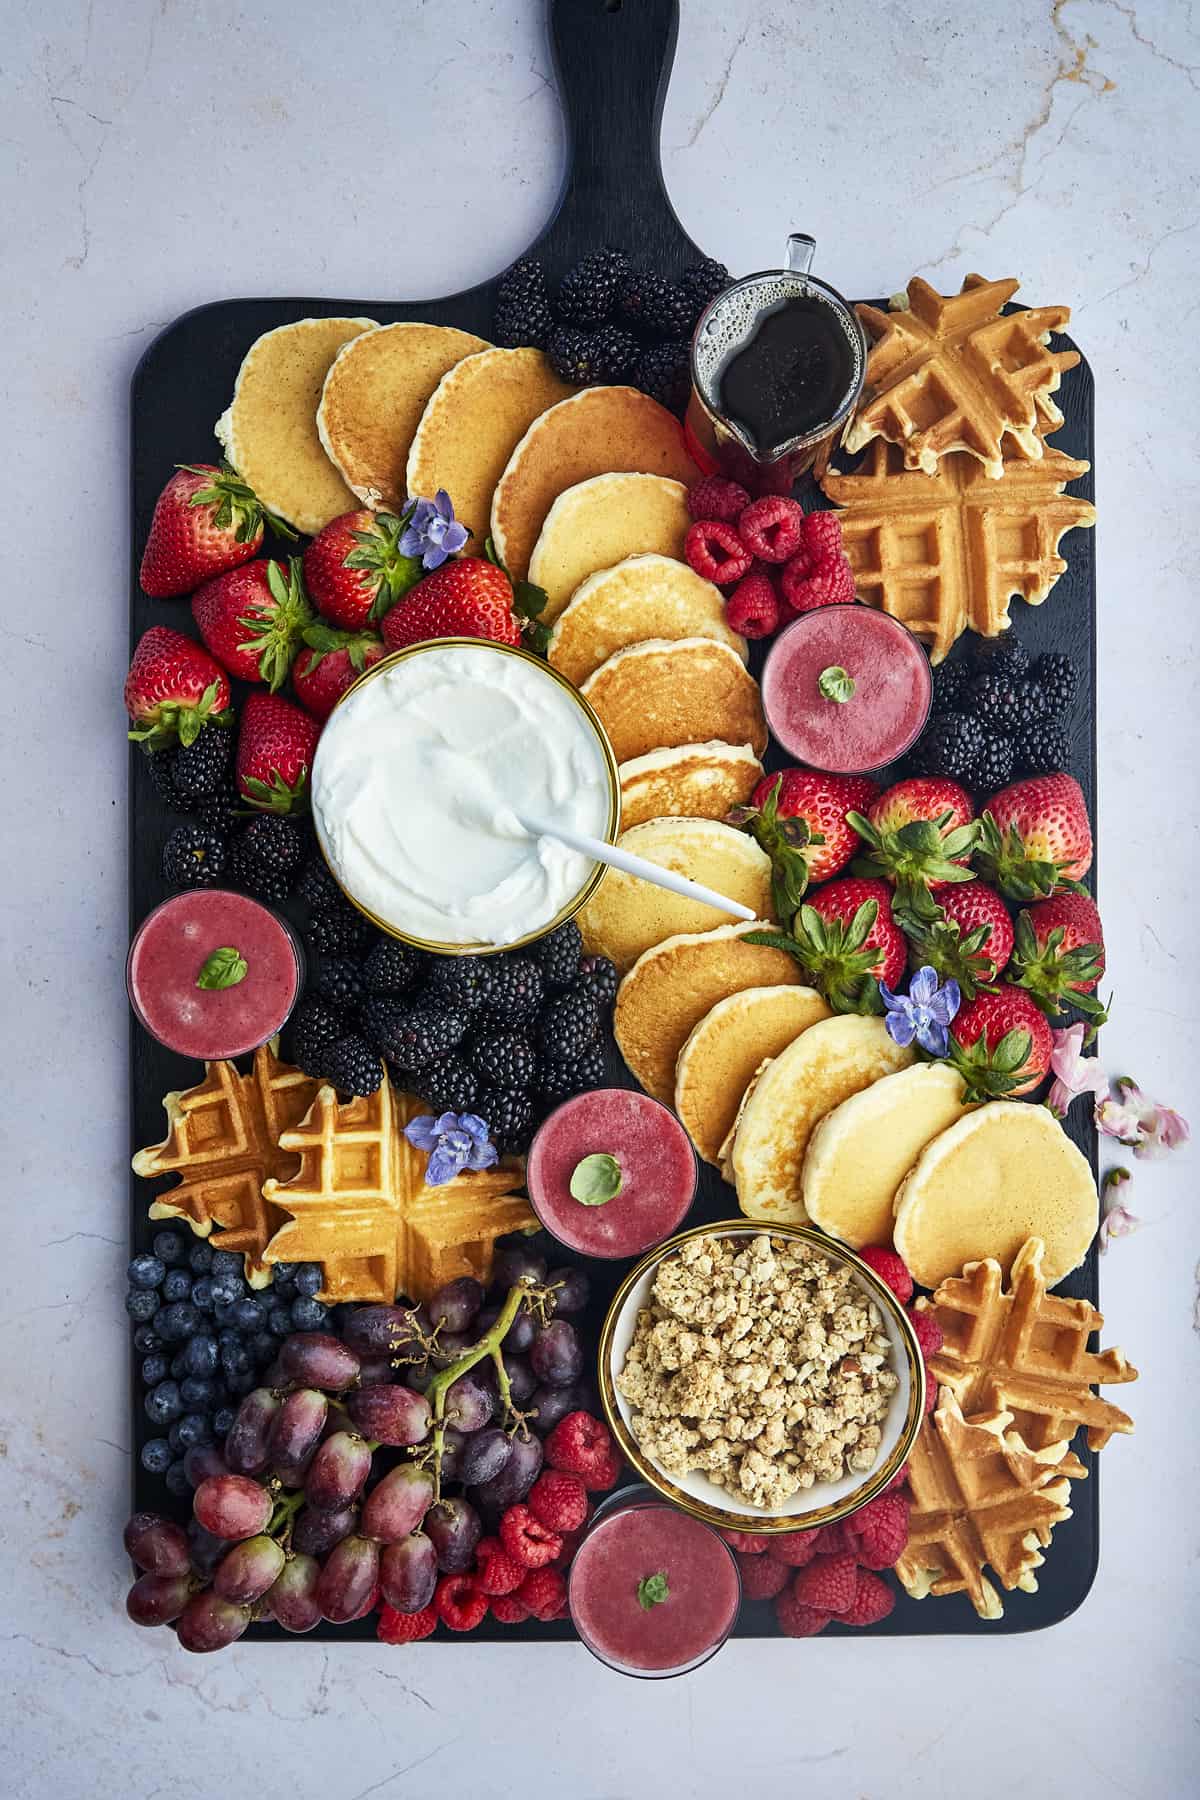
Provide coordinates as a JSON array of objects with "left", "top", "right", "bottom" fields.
[
  {"left": 196, "top": 946, "right": 248, "bottom": 991},
  {"left": 818, "top": 664, "right": 856, "bottom": 703},
  {"left": 569, "top": 1153, "right": 623, "bottom": 1206},
  {"left": 637, "top": 1571, "right": 670, "bottom": 1610}
]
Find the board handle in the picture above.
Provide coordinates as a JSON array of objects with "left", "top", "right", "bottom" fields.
[{"left": 542, "top": 0, "right": 700, "bottom": 265}]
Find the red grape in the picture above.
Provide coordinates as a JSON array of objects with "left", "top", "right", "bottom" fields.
[
  {"left": 123, "top": 1512, "right": 190, "bottom": 1577},
  {"left": 477, "top": 1305, "right": 535, "bottom": 1353},
  {"left": 186, "top": 1519, "right": 231, "bottom": 1578},
  {"left": 530, "top": 1320, "right": 583, "bottom": 1389},
  {"left": 266, "top": 1387, "right": 328, "bottom": 1468},
  {"left": 346, "top": 1383, "right": 431, "bottom": 1447},
  {"left": 426, "top": 1276, "right": 484, "bottom": 1334},
  {"left": 278, "top": 1332, "right": 361, "bottom": 1391},
  {"left": 343, "top": 1303, "right": 425, "bottom": 1359},
  {"left": 547, "top": 1266, "right": 590, "bottom": 1317},
  {"left": 473, "top": 1431, "right": 542, "bottom": 1508},
  {"left": 265, "top": 1553, "right": 322, "bottom": 1633},
  {"left": 379, "top": 1532, "right": 437, "bottom": 1613},
  {"left": 356, "top": 1356, "right": 394, "bottom": 1385},
  {"left": 458, "top": 1427, "right": 512, "bottom": 1488},
  {"left": 529, "top": 1381, "right": 590, "bottom": 1434},
  {"left": 424, "top": 1497, "right": 481, "bottom": 1573},
  {"left": 360, "top": 1462, "right": 435, "bottom": 1543},
  {"left": 304, "top": 1431, "right": 372, "bottom": 1512},
  {"left": 292, "top": 1503, "right": 358, "bottom": 1557},
  {"left": 224, "top": 1388, "right": 282, "bottom": 1476},
  {"left": 430, "top": 1328, "right": 475, "bottom": 1370},
  {"left": 183, "top": 1445, "right": 228, "bottom": 1489},
  {"left": 126, "top": 1572, "right": 191, "bottom": 1626},
  {"left": 193, "top": 1474, "right": 272, "bottom": 1542},
  {"left": 502, "top": 1353, "right": 536, "bottom": 1405},
  {"left": 444, "top": 1370, "right": 493, "bottom": 1432},
  {"left": 492, "top": 1246, "right": 547, "bottom": 1287},
  {"left": 176, "top": 1590, "right": 251, "bottom": 1652},
  {"left": 213, "top": 1533, "right": 286, "bottom": 1604},
  {"left": 316, "top": 1535, "right": 380, "bottom": 1623},
  {"left": 439, "top": 1425, "right": 466, "bottom": 1483}
]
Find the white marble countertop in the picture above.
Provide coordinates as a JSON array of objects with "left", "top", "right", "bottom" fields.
[{"left": 2, "top": 2, "right": 1197, "bottom": 1794}]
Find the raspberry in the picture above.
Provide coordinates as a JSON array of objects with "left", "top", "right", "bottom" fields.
[
  {"left": 434, "top": 1572, "right": 488, "bottom": 1632},
  {"left": 790, "top": 1551, "right": 859, "bottom": 1615},
  {"left": 775, "top": 1586, "right": 832, "bottom": 1637},
  {"left": 852, "top": 1492, "right": 910, "bottom": 1571},
  {"left": 684, "top": 520, "right": 753, "bottom": 587},
  {"left": 585, "top": 1447, "right": 621, "bottom": 1492},
  {"left": 500, "top": 1502, "right": 563, "bottom": 1569},
  {"left": 687, "top": 476, "right": 749, "bottom": 524},
  {"left": 719, "top": 1529, "right": 771, "bottom": 1553},
  {"left": 858, "top": 1246, "right": 915, "bottom": 1305},
  {"left": 489, "top": 1592, "right": 531, "bottom": 1624},
  {"left": 886, "top": 1462, "right": 910, "bottom": 1493},
  {"left": 518, "top": 1565, "right": 568, "bottom": 1622},
  {"left": 528, "top": 1470, "right": 589, "bottom": 1533},
  {"left": 473, "top": 1536, "right": 526, "bottom": 1596},
  {"left": 812, "top": 1519, "right": 859, "bottom": 1556},
  {"left": 725, "top": 570, "right": 780, "bottom": 639},
  {"left": 736, "top": 1550, "right": 790, "bottom": 1600},
  {"left": 909, "top": 1306, "right": 945, "bottom": 1360},
  {"left": 544, "top": 1411, "right": 614, "bottom": 1483},
  {"left": 736, "top": 495, "right": 804, "bottom": 563},
  {"left": 377, "top": 1601, "right": 438, "bottom": 1644},
  {"left": 842, "top": 1568, "right": 895, "bottom": 1627},
  {"left": 768, "top": 1527, "right": 821, "bottom": 1568},
  {"left": 800, "top": 510, "right": 844, "bottom": 561},
  {"left": 780, "top": 553, "right": 856, "bottom": 613}
]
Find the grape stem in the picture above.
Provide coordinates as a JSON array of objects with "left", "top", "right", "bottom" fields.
[
  {"left": 420, "top": 1279, "right": 553, "bottom": 1502},
  {"left": 265, "top": 1487, "right": 306, "bottom": 1542}
]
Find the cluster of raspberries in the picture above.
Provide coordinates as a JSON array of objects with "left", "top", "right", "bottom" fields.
[
  {"left": 377, "top": 1412, "right": 619, "bottom": 1643},
  {"left": 858, "top": 1245, "right": 945, "bottom": 1415},
  {"left": 682, "top": 478, "right": 855, "bottom": 640}
]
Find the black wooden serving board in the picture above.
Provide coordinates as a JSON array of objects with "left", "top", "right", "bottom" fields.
[{"left": 129, "top": 0, "right": 1100, "bottom": 1640}]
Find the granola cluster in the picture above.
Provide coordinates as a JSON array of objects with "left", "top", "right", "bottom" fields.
[{"left": 616, "top": 1232, "right": 898, "bottom": 1510}]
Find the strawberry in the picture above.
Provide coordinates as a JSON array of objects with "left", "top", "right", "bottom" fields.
[
  {"left": 975, "top": 773, "right": 1093, "bottom": 900},
  {"left": 191, "top": 557, "right": 313, "bottom": 692},
  {"left": 748, "top": 876, "right": 905, "bottom": 1013},
  {"left": 734, "top": 771, "right": 879, "bottom": 916},
  {"left": 303, "top": 510, "right": 424, "bottom": 631},
  {"left": 125, "top": 626, "right": 232, "bottom": 750},
  {"left": 1011, "top": 891, "right": 1107, "bottom": 1026},
  {"left": 235, "top": 692, "right": 320, "bottom": 814},
  {"left": 948, "top": 982, "right": 1054, "bottom": 1099},
  {"left": 381, "top": 557, "right": 521, "bottom": 651},
  {"left": 847, "top": 777, "right": 981, "bottom": 928},
  {"left": 139, "top": 462, "right": 294, "bottom": 599},
  {"left": 292, "top": 624, "right": 385, "bottom": 719},
  {"left": 907, "top": 880, "right": 1015, "bottom": 1001}
]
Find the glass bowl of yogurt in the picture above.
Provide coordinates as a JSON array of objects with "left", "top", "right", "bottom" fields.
[{"left": 310, "top": 639, "right": 621, "bottom": 955}]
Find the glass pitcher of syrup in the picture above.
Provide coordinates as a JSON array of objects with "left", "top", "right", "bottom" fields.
[{"left": 685, "top": 235, "right": 868, "bottom": 495}]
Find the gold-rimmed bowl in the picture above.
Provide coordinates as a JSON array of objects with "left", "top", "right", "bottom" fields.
[
  {"left": 597, "top": 1220, "right": 925, "bottom": 1534},
  {"left": 310, "top": 638, "right": 621, "bottom": 957}
]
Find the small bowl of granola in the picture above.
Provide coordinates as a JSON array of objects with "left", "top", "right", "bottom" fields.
[{"left": 598, "top": 1222, "right": 924, "bottom": 1533}]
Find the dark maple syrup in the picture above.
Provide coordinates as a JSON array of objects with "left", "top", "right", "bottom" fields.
[{"left": 716, "top": 294, "right": 857, "bottom": 451}]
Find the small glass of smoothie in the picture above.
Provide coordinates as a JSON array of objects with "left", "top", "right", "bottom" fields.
[
  {"left": 526, "top": 1089, "right": 697, "bottom": 1259},
  {"left": 761, "top": 604, "right": 932, "bottom": 773},
  {"left": 127, "top": 889, "right": 304, "bottom": 1061},
  {"left": 568, "top": 1487, "right": 741, "bottom": 1678}
]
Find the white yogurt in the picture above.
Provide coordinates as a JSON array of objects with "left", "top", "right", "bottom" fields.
[{"left": 312, "top": 643, "right": 614, "bottom": 947}]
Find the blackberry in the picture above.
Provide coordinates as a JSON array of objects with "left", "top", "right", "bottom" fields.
[
  {"left": 971, "top": 634, "right": 1030, "bottom": 682},
  {"left": 362, "top": 937, "right": 425, "bottom": 997},
  {"left": 529, "top": 921, "right": 582, "bottom": 992},
  {"left": 972, "top": 728, "right": 1016, "bottom": 795},
  {"left": 618, "top": 268, "right": 694, "bottom": 338},
  {"left": 229, "top": 815, "right": 304, "bottom": 902},
  {"left": 162, "top": 823, "right": 226, "bottom": 890},
  {"left": 633, "top": 340, "right": 691, "bottom": 413},
  {"left": 417, "top": 1053, "right": 480, "bottom": 1115},
  {"left": 1031, "top": 652, "right": 1077, "bottom": 715},
  {"left": 680, "top": 257, "right": 732, "bottom": 314},
  {"left": 554, "top": 247, "right": 629, "bottom": 326},
  {"left": 908, "top": 712, "right": 987, "bottom": 784},
  {"left": 194, "top": 780, "right": 243, "bottom": 837},
  {"left": 930, "top": 656, "right": 973, "bottom": 717},
  {"left": 146, "top": 748, "right": 182, "bottom": 809},
  {"left": 172, "top": 723, "right": 233, "bottom": 803},
  {"left": 289, "top": 996, "right": 346, "bottom": 1077},
  {"left": 494, "top": 256, "right": 553, "bottom": 349},
  {"left": 468, "top": 1029, "right": 536, "bottom": 1091},
  {"left": 484, "top": 956, "right": 545, "bottom": 1025},
  {"left": 967, "top": 672, "right": 1048, "bottom": 733},
  {"left": 537, "top": 1039, "right": 606, "bottom": 1103},
  {"left": 361, "top": 999, "right": 467, "bottom": 1068},
  {"left": 324, "top": 1033, "right": 383, "bottom": 1097},
  {"left": 313, "top": 955, "right": 364, "bottom": 1007},
  {"left": 296, "top": 854, "right": 343, "bottom": 913},
  {"left": 424, "top": 955, "right": 492, "bottom": 1013},
  {"left": 475, "top": 1085, "right": 535, "bottom": 1155},
  {"left": 1015, "top": 715, "right": 1071, "bottom": 777},
  {"left": 591, "top": 324, "right": 638, "bottom": 382},
  {"left": 573, "top": 954, "right": 619, "bottom": 1012},
  {"left": 546, "top": 324, "right": 607, "bottom": 387},
  {"left": 537, "top": 991, "right": 600, "bottom": 1063},
  {"left": 305, "top": 899, "right": 371, "bottom": 957}
]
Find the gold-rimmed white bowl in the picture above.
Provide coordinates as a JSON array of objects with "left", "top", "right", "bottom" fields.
[
  {"left": 598, "top": 1220, "right": 925, "bottom": 1534},
  {"left": 310, "top": 638, "right": 621, "bottom": 957}
]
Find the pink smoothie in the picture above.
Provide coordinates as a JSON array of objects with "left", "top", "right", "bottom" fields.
[
  {"left": 127, "top": 889, "right": 303, "bottom": 1060},
  {"left": 569, "top": 1499, "right": 741, "bottom": 1675},
  {"left": 526, "top": 1090, "right": 697, "bottom": 1258},
  {"left": 762, "top": 604, "right": 932, "bottom": 772}
]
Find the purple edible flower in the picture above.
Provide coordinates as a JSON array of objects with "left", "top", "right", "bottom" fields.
[
  {"left": 1097, "top": 1168, "right": 1140, "bottom": 1252},
  {"left": 399, "top": 489, "right": 468, "bottom": 570},
  {"left": 878, "top": 964, "right": 961, "bottom": 1058},
  {"left": 404, "top": 1110, "right": 498, "bottom": 1185},
  {"left": 1046, "top": 1022, "right": 1109, "bottom": 1119},
  {"left": 1096, "top": 1078, "right": 1190, "bottom": 1160}
]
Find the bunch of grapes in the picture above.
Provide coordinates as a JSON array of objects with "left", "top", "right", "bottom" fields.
[{"left": 122, "top": 1245, "right": 593, "bottom": 1651}]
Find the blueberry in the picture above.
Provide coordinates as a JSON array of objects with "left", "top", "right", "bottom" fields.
[
  {"left": 210, "top": 1250, "right": 243, "bottom": 1279},
  {"left": 162, "top": 1269, "right": 193, "bottom": 1302},
  {"left": 290, "top": 1297, "right": 328, "bottom": 1330},
  {"left": 218, "top": 1329, "right": 243, "bottom": 1351},
  {"left": 267, "top": 1303, "right": 293, "bottom": 1335},
  {"left": 294, "top": 1264, "right": 323, "bottom": 1297},
  {"left": 226, "top": 1367, "right": 259, "bottom": 1397},
  {"left": 175, "top": 1412, "right": 213, "bottom": 1449},
  {"left": 153, "top": 1231, "right": 187, "bottom": 1265},
  {"left": 127, "top": 1254, "right": 166, "bottom": 1290},
  {"left": 232, "top": 1298, "right": 265, "bottom": 1331},
  {"left": 154, "top": 1303, "right": 203, "bottom": 1342},
  {"left": 210, "top": 1277, "right": 244, "bottom": 1307},
  {"left": 188, "top": 1242, "right": 214, "bottom": 1275},
  {"left": 141, "top": 1355, "right": 170, "bottom": 1386},
  {"left": 144, "top": 1380, "right": 184, "bottom": 1426},
  {"left": 170, "top": 1350, "right": 191, "bottom": 1380},
  {"left": 140, "top": 1438, "right": 172, "bottom": 1475},
  {"left": 271, "top": 1277, "right": 296, "bottom": 1302},
  {"left": 179, "top": 1376, "right": 218, "bottom": 1408},
  {"left": 125, "top": 1289, "right": 160, "bottom": 1322},
  {"left": 191, "top": 1278, "right": 215, "bottom": 1312},
  {"left": 181, "top": 1334, "right": 219, "bottom": 1378},
  {"left": 132, "top": 1325, "right": 163, "bottom": 1354},
  {"left": 220, "top": 1343, "right": 253, "bottom": 1380},
  {"left": 270, "top": 1262, "right": 297, "bottom": 1281},
  {"left": 248, "top": 1331, "right": 278, "bottom": 1367},
  {"left": 212, "top": 1407, "right": 236, "bottom": 1437},
  {"left": 165, "top": 1460, "right": 192, "bottom": 1497}
]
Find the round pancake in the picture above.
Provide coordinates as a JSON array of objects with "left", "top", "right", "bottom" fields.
[
  {"left": 317, "top": 322, "right": 490, "bottom": 512},
  {"left": 576, "top": 818, "right": 774, "bottom": 975},
  {"left": 802, "top": 1062, "right": 974, "bottom": 1250},
  {"left": 614, "top": 921, "right": 805, "bottom": 1105},
  {"left": 215, "top": 317, "right": 378, "bottom": 536},
  {"left": 547, "top": 554, "right": 745, "bottom": 685},
  {"left": 732, "top": 1016, "right": 915, "bottom": 1226},
  {"left": 406, "top": 348, "right": 574, "bottom": 553},
  {"left": 491, "top": 387, "right": 700, "bottom": 586},
  {"left": 582, "top": 638, "right": 768, "bottom": 763},
  {"left": 675, "top": 986, "right": 832, "bottom": 1166},
  {"left": 619, "top": 742, "right": 764, "bottom": 830},
  {"left": 893, "top": 1102, "right": 1097, "bottom": 1289},
  {"left": 529, "top": 476, "right": 692, "bottom": 624}
]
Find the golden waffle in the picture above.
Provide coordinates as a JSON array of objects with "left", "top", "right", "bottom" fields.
[
  {"left": 895, "top": 1393, "right": 1085, "bottom": 1620},
  {"left": 132, "top": 1045, "right": 321, "bottom": 1285},
  {"left": 919, "top": 1236, "right": 1137, "bottom": 1454},
  {"left": 820, "top": 434, "right": 1095, "bottom": 662},
  {"left": 261, "top": 1084, "right": 535, "bottom": 1304},
  {"left": 843, "top": 274, "right": 1080, "bottom": 477}
]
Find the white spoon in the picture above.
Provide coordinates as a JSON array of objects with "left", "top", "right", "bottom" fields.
[{"left": 518, "top": 812, "right": 757, "bottom": 922}]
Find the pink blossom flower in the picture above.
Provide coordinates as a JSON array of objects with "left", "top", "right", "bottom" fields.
[
  {"left": 1096, "top": 1078, "right": 1190, "bottom": 1160},
  {"left": 1098, "top": 1168, "right": 1140, "bottom": 1252},
  {"left": 1046, "top": 1023, "right": 1109, "bottom": 1119}
]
